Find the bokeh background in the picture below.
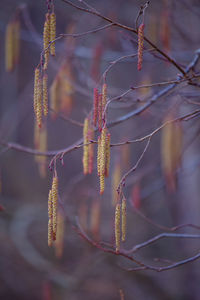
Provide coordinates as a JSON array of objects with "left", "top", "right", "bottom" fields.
[{"left": 1, "top": 0, "right": 200, "bottom": 299}]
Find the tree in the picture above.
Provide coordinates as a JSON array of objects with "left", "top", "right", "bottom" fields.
[{"left": 1, "top": 0, "right": 200, "bottom": 299}]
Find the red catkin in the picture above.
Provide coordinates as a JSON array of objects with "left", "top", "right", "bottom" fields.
[{"left": 137, "top": 23, "right": 145, "bottom": 71}]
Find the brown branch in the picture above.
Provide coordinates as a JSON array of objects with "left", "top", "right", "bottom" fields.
[{"left": 60, "top": 0, "right": 186, "bottom": 76}]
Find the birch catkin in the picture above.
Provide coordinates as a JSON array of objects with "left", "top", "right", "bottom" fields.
[
  {"left": 50, "top": 12, "right": 56, "bottom": 56},
  {"left": 83, "top": 117, "right": 89, "bottom": 175},
  {"left": 48, "top": 189, "right": 53, "bottom": 247},
  {"left": 137, "top": 23, "right": 145, "bottom": 71},
  {"left": 115, "top": 203, "right": 121, "bottom": 252},
  {"left": 43, "top": 13, "right": 50, "bottom": 70},
  {"left": 52, "top": 175, "right": 58, "bottom": 240},
  {"left": 36, "top": 78, "right": 42, "bottom": 128},
  {"left": 34, "top": 68, "right": 40, "bottom": 115},
  {"left": 121, "top": 197, "right": 126, "bottom": 242},
  {"left": 43, "top": 73, "right": 48, "bottom": 116},
  {"left": 99, "top": 127, "right": 107, "bottom": 194}
]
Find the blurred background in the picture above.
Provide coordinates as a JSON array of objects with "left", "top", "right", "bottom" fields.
[{"left": 1, "top": 0, "right": 200, "bottom": 299}]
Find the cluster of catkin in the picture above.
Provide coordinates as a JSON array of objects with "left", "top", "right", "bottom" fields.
[
  {"left": 115, "top": 197, "right": 126, "bottom": 252},
  {"left": 43, "top": 11, "right": 56, "bottom": 70},
  {"left": 137, "top": 23, "right": 145, "bottom": 71},
  {"left": 48, "top": 175, "right": 58, "bottom": 247},
  {"left": 92, "top": 84, "right": 111, "bottom": 194},
  {"left": 5, "top": 16, "right": 20, "bottom": 72},
  {"left": 83, "top": 117, "right": 95, "bottom": 175},
  {"left": 33, "top": 68, "right": 48, "bottom": 128}
]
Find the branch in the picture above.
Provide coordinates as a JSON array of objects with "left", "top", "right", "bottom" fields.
[{"left": 60, "top": 0, "right": 186, "bottom": 76}]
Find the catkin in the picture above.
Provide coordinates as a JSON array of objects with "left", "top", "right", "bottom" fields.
[
  {"left": 5, "top": 21, "right": 14, "bottom": 72},
  {"left": 99, "top": 127, "right": 107, "bottom": 194},
  {"left": 115, "top": 203, "right": 121, "bottom": 252},
  {"left": 34, "top": 68, "right": 40, "bottom": 115},
  {"left": 121, "top": 197, "right": 126, "bottom": 242},
  {"left": 55, "top": 210, "right": 64, "bottom": 258},
  {"left": 83, "top": 117, "right": 89, "bottom": 175},
  {"left": 52, "top": 175, "right": 58, "bottom": 240},
  {"left": 48, "top": 189, "right": 53, "bottom": 247},
  {"left": 97, "top": 135, "right": 101, "bottom": 177},
  {"left": 50, "top": 12, "right": 56, "bottom": 56},
  {"left": 93, "top": 88, "right": 99, "bottom": 127},
  {"left": 36, "top": 78, "right": 43, "bottom": 128},
  {"left": 43, "top": 73, "right": 48, "bottom": 116},
  {"left": 137, "top": 23, "right": 145, "bottom": 71},
  {"left": 105, "top": 132, "right": 111, "bottom": 177},
  {"left": 43, "top": 13, "right": 50, "bottom": 70}
]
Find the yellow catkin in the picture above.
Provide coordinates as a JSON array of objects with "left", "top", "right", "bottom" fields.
[
  {"left": 105, "top": 132, "right": 111, "bottom": 177},
  {"left": 43, "top": 73, "right": 48, "bottom": 116},
  {"left": 83, "top": 117, "right": 89, "bottom": 175},
  {"left": 115, "top": 203, "right": 121, "bottom": 252},
  {"left": 43, "top": 13, "right": 50, "bottom": 70},
  {"left": 48, "top": 189, "right": 53, "bottom": 247},
  {"left": 97, "top": 136, "right": 101, "bottom": 177},
  {"left": 99, "top": 127, "right": 107, "bottom": 194},
  {"left": 55, "top": 210, "right": 64, "bottom": 258},
  {"left": 36, "top": 78, "right": 43, "bottom": 128},
  {"left": 34, "top": 68, "right": 40, "bottom": 115},
  {"left": 121, "top": 197, "right": 126, "bottom": 242},
  {"left": 52, "top": 175, "right": 58, "bottom": 240},
  {"left": 13, "top": 18, "right": 20, "bottom": 66},
  {"left": 5, "top": 21, "right": 14, "bottom": 72},
  {"left": 50, "top": 12, "right": 56, "bottom": 56}
]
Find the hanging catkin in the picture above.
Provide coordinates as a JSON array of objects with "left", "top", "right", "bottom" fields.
[
  {"left": 36, "top": 78, "right": 43, "bottom": 128},
  {"left": 51, "top": 175, "right": 58, "bottom": 240},
  {"left": 137, "top": 23, "right": 145, "bottom": 71},
  {"left": 50, "top": 12, "right": 56, "bottom": 56},
  {"left": 43, "top": 73, "right": 48, "bottom": 116},
  {"left": 115, "top": 203, "right": 121, "bottom": 252},
  {"left": 48, "top": 189, "right": 53, "bottom": 247},
  {"left": 121, "top": 197, "right": 126, "bottom": 242},
  {"left": 34, "top": 68, "right": 40, "bottom": 115},
  {"left": 99, "top": 127, "right": 107, "bottom": 194},
  {"left": 83, "top": 117, "right": 89, "bottom": 175},
  {"left": 43, "top": 13, "right": 50, "bottom": 70}
]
